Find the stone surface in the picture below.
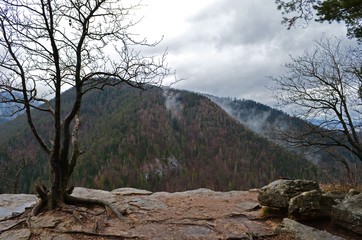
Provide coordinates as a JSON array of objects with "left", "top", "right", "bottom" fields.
[
  {"left": 0, "top": 229, "right": 30, "bottom": 240},
  {"left": 275, "top": 218, "right": 345, "bottom": 240},
  {"left": 345, "top": 189, "right": 360, "bottom": 199},
  {"left": 288, "top": 190, "right": 335, "bottom": 220},
  {"left": 258, "top": 180, "right": 320, "bottom": 208},
  {"left": 0, "top": 194, "right": 37, "bottom": 220},
  {"left": 0, "top": 188, "right": 276, "bottom": 239},
  {"left": 331, "top": 192, "right": 362, "bottom": 235},
  {"left": 0, "top": 187, "right": 355, "bottom": 239},
  {"left": 72, "top": 187, "right": 116, "bottom": 202},
  {"left": 111, "top": 187, "right": 152, "bottom": 196},
  {"left": 322, "top": 190, "right": 345, "bottom": 205}
]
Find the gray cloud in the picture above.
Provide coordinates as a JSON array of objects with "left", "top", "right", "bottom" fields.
[{"left": 144, "top": 0, "right": 348, "bottom": 107}]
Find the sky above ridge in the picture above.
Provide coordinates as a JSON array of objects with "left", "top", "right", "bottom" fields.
[{"left": 134, "top": 0, "right": 351, "bottom": 107}]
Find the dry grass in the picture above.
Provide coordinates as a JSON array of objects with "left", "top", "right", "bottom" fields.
[
  {"left": 260, "top": 206, "right": 287, "bottom": 218},
  {"left": 319, "top": 183, "right": 362, "bottom": 193},
  {"left": 271, "top": 233, "right": 297, "bottom": 240}
]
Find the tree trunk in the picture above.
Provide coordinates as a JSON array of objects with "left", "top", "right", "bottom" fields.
[{"left": 41, "top": 151, "right": 71, "bottom": 210}]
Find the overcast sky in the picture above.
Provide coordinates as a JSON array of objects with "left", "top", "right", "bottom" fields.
[{"left": 132, "top": 0, "right": 350, "bottom": 107}]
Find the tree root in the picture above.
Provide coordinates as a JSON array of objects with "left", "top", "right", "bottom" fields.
[
  {"left": 65, "top": 194, "right": 126, "bottom": 220},
  {"left": 25, "top": 184, "right": 126, "bottom": 237},
  {"left": 0, "top": 219, "right": 26, "bottom": 234},
  {"left": 49, "top": 229, "right": 139, "bottom": 239},
  {"left": 31, "top": 183, "right": 125, "bottom": 220}
]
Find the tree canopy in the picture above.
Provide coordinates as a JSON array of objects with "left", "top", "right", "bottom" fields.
[{"left": 275, "top": 0, "right": 362, "bottom": 41}]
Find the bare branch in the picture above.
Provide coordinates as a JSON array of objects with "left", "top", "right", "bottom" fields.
[{"left": 271, "top": 36, "right": 362, "bottom": 167}]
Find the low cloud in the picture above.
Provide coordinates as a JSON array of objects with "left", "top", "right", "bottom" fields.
[{"left": 164, "top": 91, "right": 183, "bottom": 118}]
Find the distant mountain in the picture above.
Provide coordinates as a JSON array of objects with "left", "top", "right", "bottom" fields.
[
  {"left": 206, "top": 95, "right": 303, "bottom": 138},
  {"left": 0, "top": 118, "right": 7, "bottom": 124},
  {"left": 0, "top": 91, "right": 27, "bottom": 121},
  {"left": 206, "top": 95, "right": 362, "bottom": 181},
  {"left": 207, "top": 96, "right": 328, "bottom": 163},
  {"left": 0, "top": 86, "right": 318, "bottom": 193}
]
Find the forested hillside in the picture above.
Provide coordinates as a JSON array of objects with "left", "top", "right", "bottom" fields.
[
  {"left": 0, "top": 86, "right": 318, "bottom": 193},
  {"left": 207, "top": 95, "right": 304, "bottom": 138},
  {"left": 208, "top": 96, "right": 362, "bottom": 182}
]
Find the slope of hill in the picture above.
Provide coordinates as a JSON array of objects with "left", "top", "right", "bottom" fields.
[
  {"left": 0, "top": 86, "right": 318, "bottom": 193},
  {"left": 207, "top": 96, "right": 362, "bottom": 184},
  {"left": 206, "top": 95, "right": 304, "bottom": 138}
]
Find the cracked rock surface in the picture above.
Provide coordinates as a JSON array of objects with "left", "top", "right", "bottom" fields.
[
  {"left": 1, "top": 187, "right": 355, "bottom": 239},
  {"left": 1, "top": 187, "right": 279, "bottom": 239}
]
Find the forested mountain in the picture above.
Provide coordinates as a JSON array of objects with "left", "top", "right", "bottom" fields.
[
  {"left": 207, "top": 96, "right": 362, "bottom": 183},
  {"left": 0, "top": 86, "right": 318, "bottom": 193},
  {"left": 206, "top": 95, "right": 303, "bottom": 138}
]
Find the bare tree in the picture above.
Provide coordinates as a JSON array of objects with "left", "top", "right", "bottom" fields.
[
  {"left": 0, "top": 149, "right": 34, "bottom": 194},
  {"left": 0, "top": 0, "right": 170, "bottom": 216},
  {"left": 270, "top": 36, "right": 361, "bottom": 184}
]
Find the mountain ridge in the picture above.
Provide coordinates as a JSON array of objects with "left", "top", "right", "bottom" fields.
[{"left": 0, "top": 86, "right": 318, "bottom": 193}]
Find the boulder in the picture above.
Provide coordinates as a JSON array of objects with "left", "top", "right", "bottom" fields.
[
  {"left": 345, "top": 189, "right": 360, "bottom": 199},
  {"left": 322, "top": 190, "right": 345, "bottom": 204},
  {"left": 258, "top": 179, "right": 320, "bottom": 208},
  {"left": 331, "top": 192, "right": 362, "bottom": 235},
  {"left": 288, "top": 190, "right": 336, "bottom": 220},
  {"left": 275, "top": 218, "right": 345, "bottom": 240}
]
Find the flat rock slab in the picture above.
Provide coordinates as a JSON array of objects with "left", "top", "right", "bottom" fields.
[
  {"left": 1, "top": 188, "right": 276, "bottom": 239},
  {"left": 72, "top": 187, "right": 116, "bottom": 202},
  {"left": 0, "top": 194, "right": 37, "bottom": 220},
  {"left": 112, "top": 188, "right": 153, "bottom": 196},
  {"left": 0, "top": 229, "right": 30, "bottom": 240},
  {"left": 275, "top": 218, "right": 345, "bottom": 240}
]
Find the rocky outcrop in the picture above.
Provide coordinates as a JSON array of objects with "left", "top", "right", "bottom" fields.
[
  {"left": 275, "top": 218, "right": 345, "bottom": 240},
  {"left": 331, "top": 192, "right": 362, "bottom": 235},
  {"left": 141, "top": 156, "right": 181, "bottom": 181},
  {"left": 0, "top": 194, "right": 37, "bottom": 220},
  {"left": 1, "top": 186, "right": 358, "bottom": 239},
  {"left": 0, "top": 188, "right": 275, "bottom": 240},
  {"left": 258, "top": 179, "right": 320, "bottom": 208},
  {"left": 288, "top": 190, "right": 336, "bottom": 220},
  {"left": 345, "top": 189, "right": 360, "bottom": 199},
  {"left": 259, "top": 179, "right": 362, "bottom": 237},
  {"left": 322, "top": 190, "right": 345, "bottom": 205}
]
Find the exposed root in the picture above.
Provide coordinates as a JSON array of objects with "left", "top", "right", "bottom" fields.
[
  {"left": 49, "top": 229, "right": 139, "bottom": 239},
  {"left": 66, "top": 186, "right": 75, "bottom": 195},
  {"left": 70, "top": 209, "right": 85, "bottom": 226},
  {"left": 25, "top": 183, "right": 126, "bottom": 237},
  {"left": 105, "top": 204, "right": 110, "bottom": 219},
  {"left": 0, "top": 213, "right": 25, "bottom": 222},
  {"left": 93, "top": 219, "right": 102, "bottom": 233},
  {"left": 26, "top": 213, "right": 33, "bottom": 234},
  {"left": 65, "top": 194, "right": 126, "bottom": 220},
  {"left": 32, "top": 183, "right": 49, "bottom": 216},
  {"left": 0, "top": 219, "right": 26, "bottom": 234},
  {"left": 30, "top": 182, "right": 125, "bottom": 221}
]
